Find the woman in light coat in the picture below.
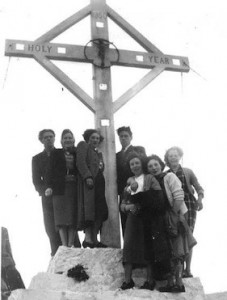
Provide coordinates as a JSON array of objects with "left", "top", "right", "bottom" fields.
[
  {"left": 147, "top": 155, "right": 196, "bottom": 293},
  {"left": 164, "top": 146, "right": 204, "bottom": 278}
]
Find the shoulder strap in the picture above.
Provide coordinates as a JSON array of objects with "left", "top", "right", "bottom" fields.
[{"left": 156, "top": 173, "right": 171, "bottom": 209}]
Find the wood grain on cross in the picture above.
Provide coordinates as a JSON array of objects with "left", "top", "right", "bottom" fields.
[{"left": 5, "top": 0, "right": 189, "bottom": 248}]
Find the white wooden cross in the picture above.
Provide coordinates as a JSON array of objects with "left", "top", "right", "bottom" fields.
[{"left": 5, "top": 0, "right": 189, "bottom": 248}]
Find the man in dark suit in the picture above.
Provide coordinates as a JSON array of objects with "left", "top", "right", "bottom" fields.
[
  {"left": 32, "top": 129, "right": 61, "bottom": 256},
  {"left": 116, "top": 126, "right": 146, "bottom": 236}
]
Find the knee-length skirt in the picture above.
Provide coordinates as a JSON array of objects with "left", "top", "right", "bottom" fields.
[{"left": 53, "top": 181, "right": 77, "bottom": 228}]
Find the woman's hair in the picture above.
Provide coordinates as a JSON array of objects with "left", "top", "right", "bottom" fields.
[
  {"left": 38, "top": 129, "right": 55, "bottom": 142},
  {"left": 164, "top": 146, "right": 184, "bottom": 167},
  {"left": 127, "top": 152, "right": 147, "bottom": 173},
  {"left": 146, "top": 154, "right": 165, "bottom": 171},
  {"left": 82, "top": 129, "right": 104, "bottom": 143},
  {"left": 61, "top": 129, "right": 74, "bottom": 141}
]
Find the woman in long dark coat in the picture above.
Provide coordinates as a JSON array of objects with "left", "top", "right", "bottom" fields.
[
  {"left": 76, "top": 129, "right": 108, "bottom": 248},
  {"left": 45, "top": 129, "right": 79, "bottom": 247}
]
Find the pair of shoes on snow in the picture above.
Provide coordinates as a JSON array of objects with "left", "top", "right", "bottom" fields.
[{"left": 159, "top": 284, "right": 185, "bottom": 293}]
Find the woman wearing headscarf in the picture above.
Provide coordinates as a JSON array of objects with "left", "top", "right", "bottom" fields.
[
  {"left": 45, "top": 129, "right": 80, "bottom": 248},
  {"left": 164, "top": 146, "right": 204, "bottom": 278},
  {"left": 76, "top": 129, "right": 108, "bottom": 248}
]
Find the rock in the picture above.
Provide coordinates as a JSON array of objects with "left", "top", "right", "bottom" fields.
[
  {"left": 45, "top": 246, "right": 125, "bottom": 291},
  {"left": 9, "top": 246, "right": 207, "bottom": 300},
  {"left": 206, "top": 292, "right": 227, "bottom": 300}
]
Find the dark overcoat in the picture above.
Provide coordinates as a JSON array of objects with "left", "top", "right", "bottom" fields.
[
  {"left": 32, "top": 150, "right": 51, "bottom": 196},
  {"left": 46, "top": 148, "right": 77, "bottom": 195}
]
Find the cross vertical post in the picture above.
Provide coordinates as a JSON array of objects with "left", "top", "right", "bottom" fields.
[{"left": 90, "top": 0, "right": 120, "bottom": 247}]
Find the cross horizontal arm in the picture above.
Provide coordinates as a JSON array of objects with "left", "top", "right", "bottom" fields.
[
  {"left": 34, "top": 54, "right": 95, "bottom": 112},
  {"left": 113, "top": 66, "right": 165, "bottom": 113},
  {"left": 5, "top": 39, "right": 87, "bottom": 61},
  {"left": 5, "top": 39, "right": 189, "bottom": 72},
  {"left": 113, "top": 49, "right": 189, "bottom": 72}
]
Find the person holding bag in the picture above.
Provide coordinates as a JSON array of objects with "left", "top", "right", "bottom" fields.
[
  {"left": 146, "top": 154, "right": 196, "bottom": 293},
  {"left": 147, "top": 155, "right": 196, "bottom": 293},
  {"left": 164, "top": 146, "right": 204, "bottom": 278}
]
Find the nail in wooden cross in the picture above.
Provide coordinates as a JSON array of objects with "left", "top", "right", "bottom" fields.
[{"left": 5, "top": 0, "right": 189, "bottom": 248}]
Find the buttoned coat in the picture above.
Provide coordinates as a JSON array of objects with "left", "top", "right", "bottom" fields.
[
  {"left": 76, "top": 141, "right": 106, "bottom": 230},
  {"left": 46, "top": 148, "right": 77, "bottom": 195}
]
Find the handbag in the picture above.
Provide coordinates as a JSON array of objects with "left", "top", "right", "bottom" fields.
[{"left": 164, "top": 209, "right": 179, "bottom": 237}]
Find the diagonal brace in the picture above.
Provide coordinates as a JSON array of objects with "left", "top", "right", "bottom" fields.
[
  {"left": 113, "top": 66, "right": 165, "bottom": 113},
  {"left": 35, "top": 4, "right": 91, "bottom": 44},
  {"left": 34, "top": 54, "right": 95, "bottom": 112},
  {"left": 107, "top": 5, "right": 163, "bottom": 54}
]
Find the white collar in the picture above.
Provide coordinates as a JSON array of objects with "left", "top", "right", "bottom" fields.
[{"left": 123, "top": 144, "right": 131, "bottom": 152}]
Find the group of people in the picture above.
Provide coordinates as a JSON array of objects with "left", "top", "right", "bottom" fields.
[
  {"left": 32, "top": 128, "right": 108, "bottom": 254},
  {"left": 116, "top": 126, "right": 204, "bottom": 293},
  {"left": 32, "top": 125, "right": 204, "bottom": 294}
]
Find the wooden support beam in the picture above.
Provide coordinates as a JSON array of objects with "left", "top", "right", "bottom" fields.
[
  {"left": 35, "top": 4, "right": 91, "bottom": 43},
  {"left": 90, "top": 0, "right": 121, "bottom": 248},
  {"left": 113, "top": 49, "right": 189, "bottom": 72},
  {"left": 113, "top": 66, "right": 165, "bottom": 113},
  {"left": 34, "top": 54, "right": 95, "bottom": 112},
  {"left": 5, "top": 39, "right": 87, "bottom": 61},
  {"left": 107, "top": 5, "right": 163, "bottom": 54}
]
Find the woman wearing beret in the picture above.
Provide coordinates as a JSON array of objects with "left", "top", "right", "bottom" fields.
[{"left": 76, "top": 129, "right": 108, "bottom": 248}]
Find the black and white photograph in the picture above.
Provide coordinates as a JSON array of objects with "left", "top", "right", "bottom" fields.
[{"left": 1, "top": 0, "right": 227, "bottom": 299}]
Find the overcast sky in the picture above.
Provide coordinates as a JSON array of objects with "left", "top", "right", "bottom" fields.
[{"left": 1, "top": 0, "right": 227, "bottom": 294}]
